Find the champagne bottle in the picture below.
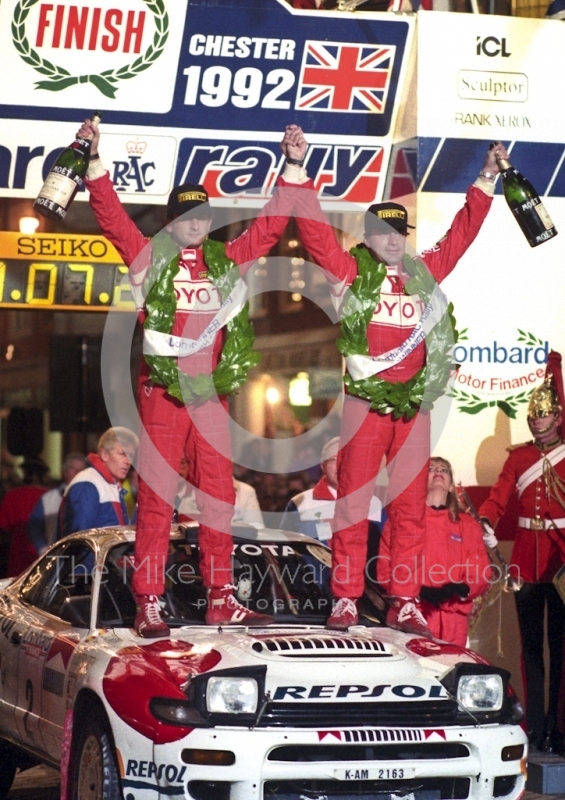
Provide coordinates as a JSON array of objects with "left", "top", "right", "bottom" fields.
[
  {"left": 496, "top": 155, "right": 557, "bottom": 247},
  {"left": 34, "top": 111, "right": 102, "bottom": 222}
]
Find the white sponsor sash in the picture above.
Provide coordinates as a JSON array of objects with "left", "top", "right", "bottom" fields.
[
  {"left": 345, "top": 284, "right": 449, "bottom": 381},
  {"left": 142, "top": 279, "right": 248, "bottom": 358},
  {"left": 516, "top": 443, "right": 565, "bottom": 497}
]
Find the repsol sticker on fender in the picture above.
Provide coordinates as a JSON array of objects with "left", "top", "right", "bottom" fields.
[
  {"left": 122, "top": 759, "right": 186, "bottom": 795},
  {"left": 273, "top": 684, "right": 448, "bottom": 700}
]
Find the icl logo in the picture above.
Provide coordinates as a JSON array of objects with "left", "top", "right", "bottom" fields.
[
  {"left": 112, "top": 140, "right": 155, "bottom": 193},
  {"left": 476, "top": 36, "right": 511, "bottom": 57}
]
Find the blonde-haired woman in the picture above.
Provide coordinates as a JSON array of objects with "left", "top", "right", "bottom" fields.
[{"left": 378, "top": 457, "right": 491, "bottom": 646}]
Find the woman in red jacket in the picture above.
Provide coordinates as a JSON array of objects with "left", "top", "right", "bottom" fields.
[{"left": 378, "top": 457, "right": 491, "bottom": 646}]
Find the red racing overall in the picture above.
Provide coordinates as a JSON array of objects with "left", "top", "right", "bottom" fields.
[
  {"left": 287, "top": 178, "right": 492, "bottom": 598},
  {"left": 378, "top": 506, "right": 490, "bottom": 645},
  {"left": 86, "top": 172, "right": 294, "bottom": 594}
]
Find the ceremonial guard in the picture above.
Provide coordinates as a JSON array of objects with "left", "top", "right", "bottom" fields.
[{"left": 479, "top": 352, "right": 565, "bottom": 753}]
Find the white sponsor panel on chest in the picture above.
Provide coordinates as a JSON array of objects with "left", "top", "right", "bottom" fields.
[{"left": 371, "top": 282, "right": 425, "bottom": 328}]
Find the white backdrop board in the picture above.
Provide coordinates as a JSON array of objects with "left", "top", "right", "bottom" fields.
[{"left": 415, "top": 11, "right": 565, "bottom": 486}]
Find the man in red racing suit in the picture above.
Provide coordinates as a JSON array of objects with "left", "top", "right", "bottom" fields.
[
  {"left": 79, "top": 118, "right": 298, "bottom": 636},
  {"left": 280, "top": 125, "right": 507, "bottom": 632}
]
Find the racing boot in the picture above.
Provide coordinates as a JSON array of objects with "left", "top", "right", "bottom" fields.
[
  {"left": 386, "top": 596, "right": 433, "bottom": 638},
  {"left": 326, "top": 597, "right": 358, "bottom": 630},
  {"left": 134, "top": 594, "right": 170, "bottom": 638},
  {"left": 206, "top": 585, "right": 273, "bottom": 626}
]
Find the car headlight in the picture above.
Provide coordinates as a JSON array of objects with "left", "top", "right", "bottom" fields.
[
  {"left": 206, "top": 677, "right": 258, "bottom": 714},
  {"left": 457, "top": 674, "right": 503, "bottom": 711},
  {"left": 440, "top": 663, "right": 512, "bottom": 722}
]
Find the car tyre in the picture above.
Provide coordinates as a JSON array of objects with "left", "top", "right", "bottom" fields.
[
  {"left": 71, "top": 709, "right": 122, "bottom": 800},
  {"left": 0, "top": 740, "right": 18, "bottom": 799}
]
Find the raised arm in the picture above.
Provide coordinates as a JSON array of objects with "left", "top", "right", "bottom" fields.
[
  {"left": 421, "top": 142, "right": 510, "bottom": 283},
  {"left": 279, "top": 125, "right": 357, "bottom": 285},
  {"left": 78, "top": 118, "right": 148, "bottom": 272},
  {"left": 226, "top": 125, "right": 310, "bottom": 269}
]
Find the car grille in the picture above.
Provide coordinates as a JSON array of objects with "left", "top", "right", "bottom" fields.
[
  {"left": 263, "top": 777, "right": 471, "bottom": 799},
  {"left": 268, "top": 742, "right": 470, "bottom": 761},
  {"left": 251, "top": 636, "right": 395, "bottom": 658},
  {"left": 257, "top": 699, "right": 460, "bottom": 728}
]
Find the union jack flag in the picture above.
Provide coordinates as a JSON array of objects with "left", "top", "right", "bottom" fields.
[{"left": 296, "top": 41, "right": 395, "bottom": 114}]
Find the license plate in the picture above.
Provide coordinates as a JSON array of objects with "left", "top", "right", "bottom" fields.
[{"left": 335, "top": 766, "right": 417, "bottom": 781}]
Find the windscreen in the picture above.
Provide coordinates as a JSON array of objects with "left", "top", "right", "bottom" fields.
[{"left": 100, "top": 538, "right": 384, "bottom": 627}]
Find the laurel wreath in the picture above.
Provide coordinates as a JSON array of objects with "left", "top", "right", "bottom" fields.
[
  {"left": 449, "top": 387, "right": 532, "bottom": 419},
  {"left": 12, "top": 0, "right": 169, "bottom": 98},
  {"left": 143, "top": 238, "right": 260, "bottom": 406},
  {"left": 337, "top": 246, "right": 458, "bottom": 420}
]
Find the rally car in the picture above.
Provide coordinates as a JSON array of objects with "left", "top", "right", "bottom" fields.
[{"left": 0, "top": 523, "right": 527, "bottom": 800}]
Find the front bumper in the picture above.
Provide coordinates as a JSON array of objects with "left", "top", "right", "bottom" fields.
[{"left": 146, "top": 724, "right": 527, "bottom": 800}]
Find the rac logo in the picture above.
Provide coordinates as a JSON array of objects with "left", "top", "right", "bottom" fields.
[{"left": 476, "top": 36, "right": 511, "bottom": 57}]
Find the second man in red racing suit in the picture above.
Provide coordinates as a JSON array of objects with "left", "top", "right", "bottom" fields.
[{"left": 279, "top": 125, "right": 507, "bottom": 632}]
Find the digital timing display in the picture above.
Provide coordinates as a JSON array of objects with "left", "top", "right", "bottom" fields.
[{"left": 0, "top": 232, "right": 136, "bottom": 311}]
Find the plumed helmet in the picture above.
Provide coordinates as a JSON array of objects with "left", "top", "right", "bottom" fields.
[
  {"left": 527, "top": 377, "right": 561, "bottom": 419},
  {"left": 528, "top": 350, "right": 563, "bottom": 420}
]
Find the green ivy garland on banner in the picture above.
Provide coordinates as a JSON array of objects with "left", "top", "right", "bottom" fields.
[
  {"left": 143, "top": 238, "right": 260, "bottom": 405},
  {"left": 336, "top": 246, "right": 458, "bottom": 420}
]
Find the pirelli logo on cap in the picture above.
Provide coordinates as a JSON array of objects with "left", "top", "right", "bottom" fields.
[
  {"left": 377, "top": 209, "right": 406, "bottom": 220},
  {"left": 177, "top": 191, "right": 207, "bottom": 203}
]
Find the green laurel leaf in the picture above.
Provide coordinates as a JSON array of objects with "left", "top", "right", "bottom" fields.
[
  {"left": 143, "top": 238, "right": 260, "bottom": 405},
  {"left": 338, "top": 248, "right": 458, "bottom": 418}
]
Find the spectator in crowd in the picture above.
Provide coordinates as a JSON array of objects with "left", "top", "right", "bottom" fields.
[
  {"left": 479, "top": 353, "right": 565, "bottom": 754},
  {"left": 0, "top": 456, "right": 50, "bottom": 577},
  {"left": 59, "top": 428, "right": 138, "bottom": 536},
  {"left": 28, "top": 452, "right": 86, "bottom": 554},
  {"left": 279, "top": 124, "right": 506, "bottom": 632},
  {"left": 378, "top": 457, "right": 490, "bottom": 646},
  {"left": 281, "top": 436, "right": 382, "bottom": 544},
  {"left": 176, "top": 455, "right": 265, "bottom": 529}
]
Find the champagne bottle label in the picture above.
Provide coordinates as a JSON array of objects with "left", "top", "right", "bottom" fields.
[
  {"left": 38, "top": 172, "right": 77, "bottom": 206},
  {"left": 533, "top": 201, "right": 554, "bottom": 231}
]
